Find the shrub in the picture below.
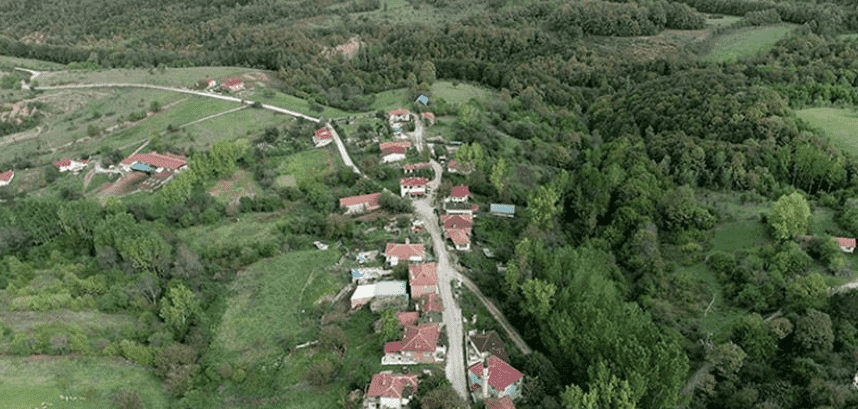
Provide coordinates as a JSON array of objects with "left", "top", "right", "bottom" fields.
[
  {"left": 9, "top": 332, "right": 35, "bottom": 355},
  {"left": 120, "top": 339, "right": 154, "bottom": 366},
  {"left": 112, "top": 390, "right": 143, "bottom": 409},
  {"left": 233, "top": 368, "right": 246, "bottom": 383}
]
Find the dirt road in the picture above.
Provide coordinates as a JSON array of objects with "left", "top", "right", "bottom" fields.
[{"left": 457, "top": 275, "right": 532, "bottom": 355}]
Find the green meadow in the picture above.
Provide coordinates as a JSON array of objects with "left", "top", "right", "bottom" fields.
[
  {"left": 796, "top": 107, "right": 858, "bottom": 155},
  {"left": 702, "top": 24, "right": 796, "bottom": 63}
]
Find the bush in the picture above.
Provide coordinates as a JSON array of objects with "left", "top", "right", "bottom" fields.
[
  {"left": 120, "top": 339, "right": 154, "bottom": 366},
  {"left": 112, "top": 390, "right": 143, "bottom": 409}
]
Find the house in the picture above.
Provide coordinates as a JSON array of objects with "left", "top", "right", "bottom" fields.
[
  {"left": 352, "top": 284, "right": 377, "bottom": 309},
  {"left": 397, "top": 312, "right": 419, "bottom": 327},
  {"left": 340, "top": 192, "right": 382, "bottom": 215},
  {"left": 222, "top": 79, "right": 245, "bottom": 92},
  {"left": 384, "top": 323, "right": 443, "bottom": 364},
  {"left": 388, "top": 109, "right": 411, "bottom": 122},
  {"left": 447, "top": 159, "right": 472, "bottom": 174},
  {"left": 416, "top": 293, "right": 443, "bottom": 324},
  {"left": 403, "top": 162, "right": 431, "bottom": 174},
  {"left": 490, "top": 204, "right": 515, "bottom": 218},
  {"left": 385, "top": 243, "right": 424, "bottom": 266},
  {"left": 351, "top": 267, "right": 392, "bottom": 285},
  {"left": 486, "top": 397, "right": 516, "bottom": 409},
  {"left": 382, "top": 146, "right": 407, "bottom": 163},
  {"left": 120, "top": 151, "right": 187, "bottom": 172},
  {"left": 0, "top": 170, "right": 14, "bottom": 186},
  {"left": 206, "top": 79, "right": 217, "bottom": 89},
  {"left": 836, "top": 237, "right": 856, "bottom": 253},
  {"left": 313, "top": 241, "right": 329, "bottom": 250},
  {"left": 445, "top": 201, "right": 478, "bottom": 216},
  {"left": 421, "top": 112, "right": 436, "bottom": 125},
  {"left": 447, "top": 159, "right": 459, "bottom": 173},
  {"left": 440, "top": 214, "right": 473, "bottom": 230},
  {"left": 364, "top": 372, "right": 418, "bottom": 409},
  {"left": 370, "top": 280, "right": 410, "bottom": 313},
  {"left": 450, "top": 185, "right": 470, "bottom": 202},
  {"left": 380, "top": 141, "right": 412, "bottom": 151},
  {"left": 54, "top": 159, "right": 89, "bottom": 173},
  {"left": 468, "top": 356, "right": 524, "bottom": 401},
  {"left": 400, "top": 177, "right": 429, "bottom": 197},
  {"left": 467, "top": 330, "right": 509, "bottom": 367},
  {"left": 447, "top": 229, "right": 471, "bottom": 251},
  {"left": 409, "top": 263, "right": 438, "bottom": 298},
  {"left": 314, "top": 127, "right": 333, "bottom": 147}
]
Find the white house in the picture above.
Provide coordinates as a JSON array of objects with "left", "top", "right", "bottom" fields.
[
  {"left": 388, "top": 109, "right": 411, "bottom": 123},
  {"left": 836, "top": 237, "right": 856, "bottom": 253},
  {"left": 0, "top": 170, "right": 14, "bottom": 186},
  {"left": 351, "top": 284, "right": 377, "bottom": 309},
  {"left": 314, "top": 127, "right": 333, "bottom": 147},
  {"left": 364, "top": 372, "right": 418, "bottom": 409},
  {"left": 468, "top": 356, "right": 524, "bottom": 401},
  {"left": 382, "top": 146, "right": 407, "bottom": 163},
  {"left": 385, "top": 243, "right": 424, "bottom": 266},
  {"left": 400, "top": 177, "right": 428, "bottom": 197},
  {"left": 54, "top": 159, "right": 89, "bottom": 173},
  {"left": 339, "top": 192, "right": 382, "bottom": 215},
  {"left": 450, "top": 185, "right": 470, "bottom": 203}
]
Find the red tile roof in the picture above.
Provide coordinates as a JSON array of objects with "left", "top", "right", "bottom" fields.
[
  {"left": 153, "top": 170, "right": 173, "bottom": 179},
  {"left": 223, "top": 79, "right": 244, "bottom": 87},
  {"left": 409, "top": 263, "right": 438, "bottom": 286},
  {"left": 400, "top": 177, "right": 428, "bottom": 187},
  {"left": 389, "top": 109, "right": 410, "bottom": 116},
  {"left": 468, "top": 356, "right": 523, "bottom": 391},
  {"left": 421, "top": 112, "right": 435, "bottom": 120},
  {"left": 121, "top": 151, "right": 187, "bottom": 170},
  {"left": 400, "top": 324, "right": 440, "bottom": 352},
  {"left": 382, "top": 146, "right": 407, "bottom": 155},
  {"left": 0, "top": 170, "right": 13, "bottom": 182},
  {"left": 339, "top": 192, "right": 381, "bottom": 208},
  {"left": 451, "top": 185, "right": 470, "bottom": 198},
  {"left": 397, "top": 312, "right": 419, "bottom": 327},
  {"left": 418, "top": 293, "right": 443, "bottom": 313},
  {"left": 54, "top": 159, "right": 71, "bottom": 167},
  {"left": 836, "top": 237, "right": 856, "bottom": 248},
  {"left": 314, "top": 127, "right": 332, "bottom": 140},
  {"left": 403, "top": 162, "right": 431, "bottom": 171},
  {"left": 380, "top": 141, "right": 412, "bottom": 150},
  {"left": 440, "top": 214, "right": 473, "bottom": 229},
  {"left": 385, "top": 243, "right": 425, "bottom": 259},
  {"left": 366, "top": 373, "right": 418, "bottom": 398},
  {"left": 447, "top": 229, "right": 471, "bottom": 246},
  {"left": 384, "top": 341, "right": 404, "bottom": 353},
  {"left": 487, "top": 397, "right": 516, "bottom": 409},
  {"left": 448, "top": 159, "right": 457, "bottom": 168}
]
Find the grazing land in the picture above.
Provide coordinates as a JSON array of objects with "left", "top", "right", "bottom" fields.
[
  {"left": 702, "top": 24, "right": 797, "bottom": 62},
  {"left": 0, "top": 356, "right": 169, "bottom": 409},
  {"left": 36, "top": 67, "right": 250, "bottom": 88},
  {"left": 796, "top": 107, "right": 858, "bottom": 155},
  {"left": 278, "top": 148, "right": 338, "bottom": 184},
  {"left": 0, "top": 55, "right": 67, "bottom": 71}
]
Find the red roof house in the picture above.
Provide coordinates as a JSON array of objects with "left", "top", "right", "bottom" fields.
[
  {"left": 469, "top": 356, "right": 524, "bottom": 399},
  {"left": 836, "top": 237, "right": 856, "bottom": 253},
  {"left": 389, "top": 109, "right": 410, "bottom": 116},
  {"left": 382, "top": 145, "right": 407, "bottom": 155},
  {"left": 440, "top": 214, "right": 473, "bottom": 230},
  {"left": 339, "top": 192, "right": 381, "bottom": 215},
  {"left": 54, "top": 159, "right": 89, "bottom": 172},
  {"left": 417, "top": 293, "right": 443, "bottom": 314},
  {"left": 397, "top": 312, "right": 419, "bottom": 327},
  {"left": 409, "top": 263, "right": 438, "bottom": 298},
  {"left": 486, "top": 397, "right": 516, "bottom": 409},
  {"left": 0, "top": 170, "right": 14, "bottom": 186},
  {"left": 222, "top": 78, "right": 245, "bottom": 92},
  {"left": 403, "top": 162, "right": 431, "bottom": 173},
  {"left": 314, "top": 127, "right": 333, "bottom": 147},
  {"left": 385, "top": 243, "right": 425, "bottom": 266},
  {"left": 421, "top": 112, "right": 436, "bottom": 124},
  {"left": 447, "top": 229, "right": 471, "bottom": 251},
  {"left": 121, "top": 152, "right": 187, "bottom": 172},
  {"left": 384, "top": 324, "right": 441, "bottom": 363},
  {"left": 400, "top": 177, "right": 429, "bottom": 197},
  {"left": 366, "top": 372, "right": 419, "bottom": 408},
  {"left": 380, "top": 141, "right": 412, "bottom": 151},
  {"left": 451, "top": 185, "right": 470, "bottom": 202}
]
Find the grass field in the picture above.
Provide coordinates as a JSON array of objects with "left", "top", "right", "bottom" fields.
[
  {"left": 706, "top": 15, "right": 742, "bottom": 27},
  {"left": 702, "top": 24, "right": 796, "bottom": 63},
  {"left": 36, "top": 67, "right": 249, "bottom": 88},
  {"left": 0, "top": 55, "right": 67, "bottom": 71},
  {"left": 247, "top": 91, "right": 351, "bottom": 119},
  {"left": 369, "top": 81, "right": 496, "bottom": 113},
  {"left": 180, "top": 107, "right": 295, "bottom": 150},
  {"left": 0, "top": 309, "right": 134, "bottom": 334},
  {"left": 210, "top": 250, "right": 344, "bottom": 365},
  {"left": 0, "top": 356, "right": 170, "bottom": 409},
  {"left": 796, "top": 107, "right": 858, "bottom": 155},
  {"left": 176, "top": 212, "right": 282, "bottom": 254},
  {"left": 277, "top": 148, "right": 338, "bottom": 184}
]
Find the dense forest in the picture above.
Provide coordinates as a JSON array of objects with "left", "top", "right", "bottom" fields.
[{"left": 4, "top": 0, "right": 858, "bottom": 408}]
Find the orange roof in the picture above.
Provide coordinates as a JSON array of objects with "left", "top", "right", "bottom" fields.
[
  {"left": 418, "top": 293, "right": 443, "bottom": 313},
  {"left": 314, "top": 127, "right": 332, "bottom": 140},
  {"left": 836, "top": 237, "right": 856, "bottom": 248},
  {"left": 153, "top": 170, "right": 173, "bottom": 179},
  {"left": 121, "top": 151, "right": 187, "bottom": 170},
  {"left": 401, "top": 324, "right": 440, "bottom": 352},
  {"left": 0, "top": 170, "right": 13, "bottom": 182},
  {"left": 400, "top": 177, "right": 428, "bottom": 186},
  {"left": 451, "top": 185, "right": 470, "bottom": 197},
  {"left": 440, "top": 214, "right": 473, "bottom": 229},
  {"left": 339, "top": 192, "right": 381, "bottom": 208},
  {"left": 380, "top": 141, "right": 412, "bottom": 150},
  {"left": 469, "top": 356, "right": 523, "bottom": 391},
  {"left": 487, "top": 397, "right": 516, "bottom": 409},
  {"left": 447, "top": 229, "right": 471, "bottom": 245},
  {"left": 397, "top": 312, "right": 419, "bottom": 327},
  {"left": 389, "top": 109, "right": 410, "bottom": 116},
  {"left": 403, "top": 162, "right": 431, "bottom": 170},
  {"left": 385, "top": 243, "right": 425, "bottom": 259},
  {"left": 421, "top": 112, "right": 435, "bottom": 120},
  {"left": 382, "top": 146, "right": 407, "bottom": 155},
  {"left": 54, "top": 159, "right": 71, "bottom": 167},
  {"left": 366, "top": 373, "right": 418, "bottom": 398},
  {"left": 223, "top": 78, "right": 244, "bottom": 87},
  {"left": 409, "top": 263, "right": 438, "bottom": 286}
]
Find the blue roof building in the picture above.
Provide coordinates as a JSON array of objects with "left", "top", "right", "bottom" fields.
[{"left": 490, "top": 204, "right": 515, "bottom": 217}]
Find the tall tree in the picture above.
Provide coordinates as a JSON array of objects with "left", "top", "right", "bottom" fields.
[
  {"left": 768, "top": 192, "right": 811, "bottom": 241},
  {"left": 160, "top": 284, "right": 201, "bottom": 338}
]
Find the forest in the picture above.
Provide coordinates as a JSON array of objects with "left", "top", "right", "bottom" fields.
[{"left": 4, "top": 0, "right": 858, "bottom": 408}]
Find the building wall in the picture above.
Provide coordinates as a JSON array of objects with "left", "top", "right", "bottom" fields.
[
  {"left": 451, "top": 196, "right": 467, "bottom": 203},
  {"left": 455, "top": 242, "right": 471, "bottom": 251},
  {"left": 379, "top": 397, "right": 403, "bottom": 409},
  {"left": 411, "top": 284, "right": 436, "bottom": 298},
  {"left": 383, "top": 153, "right": 406, "bottom": 163}
]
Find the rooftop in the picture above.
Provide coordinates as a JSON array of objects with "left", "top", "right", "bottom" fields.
[
  {"left": 451, "top": 185, "right": 470, "bottom": 198},
  {"left": 385, "top": 243, "right": 425, "bottom": 259},
  {"left": 400, "top": 177, "right": 429, "bottom": 186},
  {"left": 339, "top": 192, "right": 381, "bottom": 208},
  {"left": 836, "top": 237, "right": 856, "bottom": 248},
  {"left": 0, "top": 170, "right": 13, "bottom": 182},
  {"left": 409, "top": 263, "right": 438, "bottom": 286},
  {"left": 121, "top": 151, "right": 187, "bottom": 170},
  {"left": 468, "top": 356, "right": 523, "bottom": 391},
  {"left": 375, "top": 281, "right": 408, "bottom": 296},
  {"left": 366, "top": 373, "right": 418, "bottom": 399}
]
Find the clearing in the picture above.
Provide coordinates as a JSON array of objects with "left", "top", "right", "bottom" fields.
[
  {"left": 276, "top": 148, "right": 338, "bottom": 185},
  {"left": 0, "top": 355, "right": 169, "bottom": 409},
  {"left": 795, "top": 107, "right": 858, "bottom": 155},
  {"left": 702, "top": 24, "right": 797, "bottom": 63}
]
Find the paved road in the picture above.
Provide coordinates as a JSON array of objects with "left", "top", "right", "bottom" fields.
[
  {"left": 414, "top": 160, "right": 467, "bottom": 401},
  {"left": 326, "top": 124, "right": 361, "bottom": 175}
]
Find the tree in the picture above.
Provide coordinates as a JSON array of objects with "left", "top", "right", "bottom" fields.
[
  {"left": 159, "top": 285, "right": 201, "bottom": 338},
  {"left": 561, "top": 360, "right": 636, "bottom": 409},
  {"left": 794, "top": 309, "right": 834, "bottom": 353},
  {"left": 418, "top": 61, "right": 436, "bottom": 85},
  {"left": 785, "top": 272, "right": 829, "bottom": 312},
  {"left": 319, "top": 326, "right": 349, "bottom": 358},
  {"left": 707, "top": 341, "right": 746, "bottom": 381},
  {"left": 380, "top": 307, "right": 400, "bottom": 342},
  {"left": 420, "top": 385, "right": 467, "bottom": 409},
  {"left": 150, "top": 100, "right": 161, "bottom": 112},
  {"left": 768, "top": 192, "right": 811, "bottom": 241},
  {"left": 520, "top": 279, "right": 556, "bottom": 321},
  {"left": 489, "top": 157, "right": 508, "bottom": 196},
  {"left": 527, "top": 185, "right": 560, "bottom": 228}
]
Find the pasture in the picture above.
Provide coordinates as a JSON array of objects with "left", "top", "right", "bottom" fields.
[
  {"left": 0, "top": 356, "right": 169, "bottom": 409},
  {"left": 35, "top": 67, "right": 250, "bottom": 89},
  {"left": 209, "top": 249, "right": 344, "bottom": 365},
  {"left": 705, "top": 15, "right": 743, "bottom": 27},
  {"left": 431, "top": 81, "right": 496, "bottom": 106},
  {"left": 796, "top": 107, "right": 858, "bottom": 155},
  {"left": 247, "top": 91, "right": 350, "bottom": 119},
  {"left": 277, "top": 148, "right": 338, "bottom": 185},
  {"left": 0, "top": 55, "right": 67, "bottom": 71},
  {"left": 176, "top": 212, "right": 282, "bottom": 254},
  {"left": 702, "top": 24, "right": 796, "bottom": 63}
]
